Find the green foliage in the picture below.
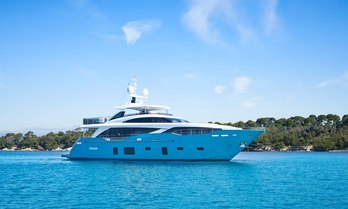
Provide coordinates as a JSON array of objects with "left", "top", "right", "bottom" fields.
[
  {"left": 219, "top": 114, "right": 348, "bottom": 151},
  {"left": 1, "top": 114, "right": 347, "bottom": 151},
  {"left": 0, "top": 129, "right": 93, "bottom": 150},
  {"left": 273, "top": 141, "right": 286, "bottom": 151}
]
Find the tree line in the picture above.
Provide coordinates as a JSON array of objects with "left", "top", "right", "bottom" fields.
[
  {"left": 0, "top": 129, "right": 94, "bottom": 151},
  {"left": 213, "top": 114, "right": 348, "bottom": 151},
  {"left": 1, "top": 114, "right": 347, "bottom": 151}
]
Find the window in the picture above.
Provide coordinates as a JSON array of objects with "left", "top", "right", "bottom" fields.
[
  {"left": 181, "top": 130, "right": 189, "bottom": 135},
  {"left": 162, "top": 147, "right": 168, "bottom": 155},
  {"left": 177, "top": 147, "right": 184, "bottom": 151},
  {"left": 109, "top": 111, "right": 125, "bottom": 120},
  {"left": 145, "top": 147, "right": 151, "bottom": 151},
  {"left": 166, "top": 118, "right": 189, "bottom": 123},
  {"left": 124, "top": 117, "right": 170, "bottom": 123},
  {"left": 197, "top": 147, "right": 204, "bottom": 151},
  {"left": 192, "top": 129, "right": 201, "bottom": 135},
  {"left": 202, "top": 129, "right": 211, "bottom": 134},
  {"left": 97, "top": 128, "right": 158, "bottom": 139},
  {"left": 113, "top": 147, "right": 118, "bottom": 155},
  {"left": 153, "top": 118, "right": 171, "bottom": 123},
  {"left": 124, "top": 147, "right": 135, "bottom": 155},
  {"left": 124, "top": 117, "right": 189, "bottom": 123},
  {"left": 164, "top": 127, "right": 221, "bottom": 135}
]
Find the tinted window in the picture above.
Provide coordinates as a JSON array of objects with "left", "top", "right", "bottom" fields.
[
  {"left": 124, "top": 147, "right": 135, "bottom": 155},
  {"left": 197, "top": 147, "right": 204, "bottom": 151},
  {"left": 124, "top": 118, "right": 152, "bottom": 123},
  {"left": 109, "top": 111, "right": 125, "bottom": 120},
  {"left": 153, "top": 118, "right": 170, "bottom": 123},
  {"left": 145, "top": 147, "right": 151, "bottom": 151},
  {"left": 97, "top": 128, "right": 158, "bottom": 138},
  {"left": 177, "top": 147, "right": 184, "bottom": 151},
  {"left": 124, "top": 117, "right": 170, "bottom": 123},
  {"left": 192, "top": 129, "right": 201, "bottom": 134},
  {"left": 166, "top": 118, "right": 189, "bottom": 123},
  {"left": 165, "top": 127, "right": 220, "bottom": 135},
  {"left": 113, "top": 147, "right": 118, "bottom": 155},
  {"left": 181, "top": 129, "right": 189, "bottom": 135},
  {"left": 162, "top": 147, "right": 168, "bottom": 155},
  {"left": 202, "top": 129, "right": 211, "bottom": 134}
]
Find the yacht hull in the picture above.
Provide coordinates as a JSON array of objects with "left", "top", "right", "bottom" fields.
[{"left": 63, "top": 129, "right": 263, "bottom": 161}]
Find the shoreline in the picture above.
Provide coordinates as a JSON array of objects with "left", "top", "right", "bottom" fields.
[
  {"left": 1, "top": 148, "right": 347, "bottom": 153},
  {"left": 243, "top": 150, "right": 348, "bottom": 153},
  {"left": 1, "top": 147, "right": 71, "bottom": 152}
]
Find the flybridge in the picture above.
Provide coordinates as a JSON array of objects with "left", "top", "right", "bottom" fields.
[
  {"left": 82, "top": 78, "right": 171, "bottom": 125},
  {"left": 114, "top": 104, "right": 170, "bottom": 112}
]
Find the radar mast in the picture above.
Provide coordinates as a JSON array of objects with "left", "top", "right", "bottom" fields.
[{"left": 127, "top": 78, "right": 149, "bottom": 104}]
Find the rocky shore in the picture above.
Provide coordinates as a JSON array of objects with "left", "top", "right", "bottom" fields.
[
  {"left": 246, "top": 145, "right": 348, "bottom": 152},
  {"left": 1, "top": 147, "right": 71, "bottom": 152}
]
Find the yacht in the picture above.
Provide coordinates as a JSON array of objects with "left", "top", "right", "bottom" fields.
[{"left": 62, "top": 79, "right": 264, "bottom": 161}]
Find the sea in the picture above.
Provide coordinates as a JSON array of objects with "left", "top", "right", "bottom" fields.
[{"left": 0, "top": 151, "right": 347, "bottom": 209}]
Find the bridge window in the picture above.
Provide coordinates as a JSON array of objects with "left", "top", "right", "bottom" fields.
[{"left": 109, "top": 111, "right": 125, "bottom": 121}]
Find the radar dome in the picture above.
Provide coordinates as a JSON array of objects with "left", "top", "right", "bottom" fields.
[{"left": 143, "top": 88, "right": 149, "bottom": 97}]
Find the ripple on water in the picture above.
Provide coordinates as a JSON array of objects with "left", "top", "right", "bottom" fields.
[{"left": 0, "top": 151, "right": 347, "bottom": 209}]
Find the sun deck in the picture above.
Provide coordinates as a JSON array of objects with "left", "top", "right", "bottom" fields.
[{"left": 82, "top": 103, "right": 173, "bottom": 125}]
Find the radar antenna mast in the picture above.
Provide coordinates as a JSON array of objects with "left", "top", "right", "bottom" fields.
[{"left": 127, "top": 78, "right": 149, "bottom": 104}]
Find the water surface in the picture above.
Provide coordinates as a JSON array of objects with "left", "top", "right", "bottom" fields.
[{"left": 1, "top": 151, "right": 347, "bottom": 208}]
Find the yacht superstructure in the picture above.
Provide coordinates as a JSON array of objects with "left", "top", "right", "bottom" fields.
[{"left": 62, "top": 79, "right": 264, "bottom": 161}]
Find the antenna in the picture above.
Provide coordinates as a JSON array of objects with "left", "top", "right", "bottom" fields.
[
  {"left": 127, "top": 77, "right": 137, "bottom": 97},
  {"left": 127, "top": 78, "right": 149, "bottom": 104}
]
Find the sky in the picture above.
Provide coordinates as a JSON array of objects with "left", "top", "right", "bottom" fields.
[{"left": 1, "top": 0, "right": 348, "bottom": 133}]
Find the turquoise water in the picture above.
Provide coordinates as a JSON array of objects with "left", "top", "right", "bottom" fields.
[{"left": 1, "top": 152, "right": 347, "bottom": 209}]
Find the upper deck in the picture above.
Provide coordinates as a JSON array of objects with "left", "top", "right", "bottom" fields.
[
  {"left": 82, "top": 78, "right": 176, "bottom": 126},
  {"left": 82, "top": 104, "right": 173, "bottom": 125}
]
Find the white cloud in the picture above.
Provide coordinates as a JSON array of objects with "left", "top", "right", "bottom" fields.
[
  {"left": 182, "top": 0, "right": 279, "bottom": 45},
  {"left": 235, "top": 24, "right": 256, "bottom": 44},
  {"left": 232, "top": 76, "right": 252, "bottom": 95},
  {"left": 316, "top": 71, "right": 348, "bottom": 88},
  {"left": 214, "top": 85, "right": 226, "bottom": 94},
  {"left": 263, "top": 0, "right": 278, "bottom": 34},
  {"left": 121, "top": 19, "right": 161, "bottom": 45},
  {"left": 182, "top": 0, "right": 229, "bottom": 44}
]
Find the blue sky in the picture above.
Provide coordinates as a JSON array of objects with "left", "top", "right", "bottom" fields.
[{"left": 1, "top": 0, "right": 348, "bottom": 133}]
